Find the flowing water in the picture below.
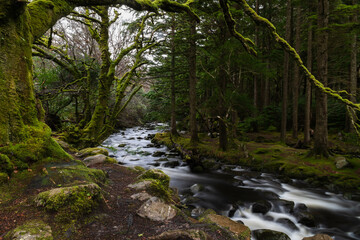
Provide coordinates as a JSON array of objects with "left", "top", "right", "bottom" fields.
[{"left": 102, "top": 124, "right": 360, "bottom": 240}]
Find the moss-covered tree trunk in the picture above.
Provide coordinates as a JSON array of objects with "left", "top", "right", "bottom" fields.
[{"left": 83, "top": 7, "right": 112, "bottom": 143}]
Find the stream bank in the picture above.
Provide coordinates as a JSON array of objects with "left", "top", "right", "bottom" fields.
[{"left": 153, "top": 132, "right": 360, "bottom": 196}]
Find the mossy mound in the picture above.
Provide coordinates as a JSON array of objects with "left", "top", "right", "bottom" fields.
[
  {"left": 29, "top": 162, "right": 107, "bottom": 189},
  {"left": 77, "top": 147, "right": 109, "bottom": 158},
  {"left": 138, "top": 169, "right": 170, "bottom": 187},
  {"left": 35, "top": 183, "right": 103, "bottom": 222},
  {"left": 4, "top": 220, "right": 53, "bottom": 240},
  {"left": 0, "top": 172, "right": 9, "bottom": 184},
  {"left": 0, "top": 154, "right": 14, "bottom": 175}
]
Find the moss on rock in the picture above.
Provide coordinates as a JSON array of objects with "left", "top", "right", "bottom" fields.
[
  {"left": 0, "top": 172, "right": 9, "bottom": 184},
  {"left": 4, "top": 220, "right": 53, "bottom": 240},
  {"left": 35, "top": 183, "right": 103, "bottom": 222},
  {"left": 77, "top": 147, "right": 109, "bottom": 158},
  {"left": 138, "top": 169, "right": 170, "bottom": 187}
]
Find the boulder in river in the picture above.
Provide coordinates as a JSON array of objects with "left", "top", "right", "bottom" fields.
[
  {"left": 276, "top": 218, "right": 299, "bottom": 231},
  {"left": 163, "top": 161, "right": 180, "bottom": 168},
  {"left": 191, "top": 207, "right": 206, "bottom": 219},
  {"left": 252, "top": 200, "right": 272, "bottom": 214},
  {"left": 294, "top": 210, "right": 316, "bottom": 227},
  {"left": 152, "top": 151, "right": 166, "bottom": 157},
  {"left": 252, "top": 229, "right": 290, "bottom": 240},
  {"left": 302, "top": 234, "right": 334, "bottom": 240},
  {"left": 190, "top": 183, "right": 204, "bottom": 194},
  {"left": 4, "top": 220, "right": 53, "bottom": 240},
  {"left": 137, "top": 197, "right": 177, "bottom": 221},
  {"left": 117, "top": 143, "right": 126, "bottom": 147}
]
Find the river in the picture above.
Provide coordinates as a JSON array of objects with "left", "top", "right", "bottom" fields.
[{"left": 102, "top": 124, "right": 360, "bottom": 240}]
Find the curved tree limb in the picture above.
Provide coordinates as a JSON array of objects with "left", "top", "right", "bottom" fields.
[{"left": 221, "top": 0, "right": 360, "bottom": 113}]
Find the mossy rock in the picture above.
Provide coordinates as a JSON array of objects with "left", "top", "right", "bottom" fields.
[
  {"left": 4, "top": 220, "right": 53, "bottom": 240},
  {"left": 77, "top": 147, "right": 109, "bottom": 158},
  {"left": 138, "top": 169, "right": 170, "bottom": 187},
  {"left": 105, "top": 156, "right": 117, "bottom": 164},
  {"left": 145, "top": 179, "right": 173, "bottom": 202},
  {"left": 149, "top": 229, "right": 210, "bottom": 240},
  {"left": 34, "top": 183, "right": 103, "bottom": 222},
  {"left": 30, "top": 163, "right": 107, "bottom": 189}
]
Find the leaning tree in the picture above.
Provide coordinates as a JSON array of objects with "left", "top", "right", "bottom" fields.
[{"left": 0, "top": 0, "right": 196, "bottom": 163}]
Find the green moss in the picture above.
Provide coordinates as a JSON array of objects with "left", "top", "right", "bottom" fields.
[
  {"left": 0, "top": 154, "right": 14, "bottom": 175},
  {"left": 35, "top": 183, "right": 102, "bottom": 223},
  {"left": 104, "top": 157, "right": 117, "bottom": 164},
  {"left": 145, "top": 179, "right": 172, "bottom": 202},
  {"left": 0, "top": 172, "right": 9, "bottom": 184},
  {"left": 78, "top": 147, "right": 109, "bottom": 158},
  {"left": 138, "top": 169, "right": 170, "bottom": 187},
  {"left": 4, "top": 220, "right": 53, "bottom": 240}
]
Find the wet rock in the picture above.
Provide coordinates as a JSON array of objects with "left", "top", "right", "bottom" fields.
[
  {"left": 302, "top": 234, "right": 334, "bottom": 240},
  {"left": 145, "top": 134, "right": 155, "bottom": 139},
  {"left": 137, "top": 197, "right": 176, "bottom": 221},
  {"left": 77, "top": 147, "right": 109, "bottom": 158},
  {"left": 252, "top": 200, "right": 272, "bottom": 214},
  {"left": 131, "top": 192, "right": 152, "bottom": 201},
  {"left": 149, "top": 229, "right": 210, "bottom": 240},
  {"left": 191, "top": 207, "right": 206, "bottom": 219},
  {"left": 4, "top": 220, "right": 53, "bottom": 240},
  {"left": 294, "top": 210, "right": 316, "bottom": 227},
  {"left": 273, "top": 199, "right": 295, "bottom": 213},
  {"left": 276, "top": 218, "right": 299, "bottom": 231},
  {"left": 334, "top": 156, "right": 350, "bottom": 169},
  {"left": 202, "top": 158, "right": 221, "bottom": 170},
  {"left": 204, "top": 214, "right": 251, "bottom": 240},
  {"left": 128, "top": 137, "right": 135, "bottom": 140},
  {"left": 128, "top": 180, "right": 153, "bottom": 191},
  {"left": 155, "top": 158, "right": 169, "bottom": 162},
  {"left": 190, "top": 183, "right": 204, "bottom": 194},
  {"left": 129, "top": 158, "right": 140, "bottom": 161},
  {"left": 118, "top": 143, "right": 126, "bottom": 147},
  {"left": 147, "top": 162, "right": 160, "bottom": 167},
  {"left": 152, "top": 151, "right": 166, "bottom": 157},
  {"left": 83, "top": 154, "right": 107, "bottom": 167},
  {"left": 145, "top": 143, "right": 155, "bottom": 148},
  {"left": 137, "top": 137, "right": 143, "bottom": 140},
  {"left": 252, "top": 229, "right": 290, "bottom": 240},
  {"left": 163, "top": 161, "right": 180, "bottom": 168},
  {"left": 181, "top": 196, "right": 201, "bottom": 205}
]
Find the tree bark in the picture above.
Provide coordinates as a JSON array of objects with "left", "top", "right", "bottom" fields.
[
  {"left": 292, "top": 6, "right": 301, "bottom": 139},
  {"left": 253, "top": 0, "right": 260, "bottom": 116},
  {"left": 281, "top": 0, "right": 292, "bottom": 143},
  {"left": 188, "top": 18, "right": 199, "bottom": 144},
  {"left": 0, "top": 0, "right": 197, "bottom": 147},
  {"left": 170, "top": 15, "right": 179, "bottom": 136},
  {"left": 314, "top": 0, "right": 329, "bottom": 157},
  {"left": 304, "top": 21, "right": 313, "bottom": 145},
  {"left": 349, "top": 0, "right": 357, "bottom": 133}
]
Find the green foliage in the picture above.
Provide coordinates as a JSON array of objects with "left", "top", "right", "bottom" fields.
[{"left": 0, "top": 154, "right": 14, "bottom": 175}]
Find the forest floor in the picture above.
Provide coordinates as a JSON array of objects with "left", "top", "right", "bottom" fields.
[{"left": 0, "top": 153, "right": 232, "bottom": 239}]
